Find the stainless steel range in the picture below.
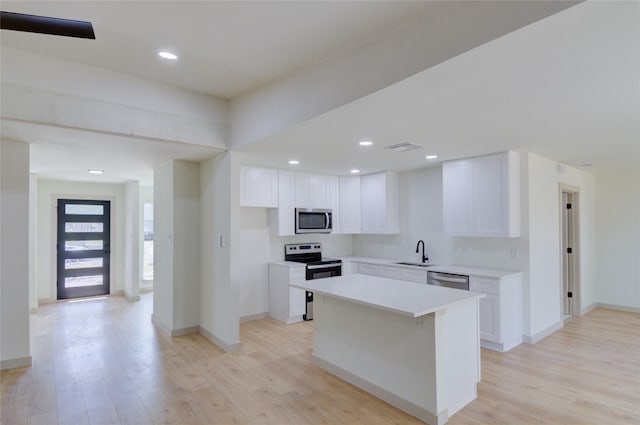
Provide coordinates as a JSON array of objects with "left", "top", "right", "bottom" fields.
[{"left": 284, "top": 243, "right": 342, "bottom": 320}]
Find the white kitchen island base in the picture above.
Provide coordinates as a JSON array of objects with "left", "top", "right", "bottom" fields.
[{"left": 304, "top": 279, "right": 482, "bottom": 425}]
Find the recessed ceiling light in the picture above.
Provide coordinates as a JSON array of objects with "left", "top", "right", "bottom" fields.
[
  {"left": 88, "top": 169, "right": 104, "bottom": 175},
  {"left": 359, "top": 140, "right": 373, "bottom": 146},
  {"left": 425, "top": 154, "right": 438, "bottom": 160},
  {"left": 350, "top": 169, "right": 360, "bottom": 174},
  {"left": 288, "top": 160, "right": 300, "bottom": 165},
  {"left": 158, "top": 51, "right": 178, "bottom": 60}
]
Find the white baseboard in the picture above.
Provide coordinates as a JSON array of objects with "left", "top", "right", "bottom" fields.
[
  {"left": 1, "top": 356, "right": 32, "bottom": 371},
  {"left": 172, "top": 326, "right": 199, "bottom": 337},
  {"left": 198, "top": 326, "right": 241, "bottom": 353},
  {"left": 30, "top": 307, "right": 38, "bottom": 315},
  {"left": 523, "top": 320, "right": 564, "bottom": 344},
  {"left": 139, "top": 286, "right": 154, "bottom": 294},
  {"left": 240, "top": 312, "right": 269, "bottom": 323},
  {"left": 580, "top": 303, "right": 597, "bottom": 316},
  {"left": 596, "top": 303, "right": 640, "bottom": 314},
  {"left": 151, "top": 314, "right": 171, "bottom": 336},
  {"left": 125, "top": 294, "right": 141, "bottom": 302},
  {"left": 312, "top": 355, "right": 447, "bottom": 425}
]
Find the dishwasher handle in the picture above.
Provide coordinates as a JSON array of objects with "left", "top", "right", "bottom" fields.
[{"left": 429, "top": 273, "right": 468, "bottom": 284}]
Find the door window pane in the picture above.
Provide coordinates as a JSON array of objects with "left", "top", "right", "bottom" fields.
[
  {"left": 65, "top": 204, "right": 104, "bottom": 215},
  {"left": 65, "top": 275, "right": 103, "bottom": 288},
  {"left": 65, "top": 258, "right": 103, "bottom": 270},
  {"left": 65, "top": 240, "right": 103, "bottom": 251},
  {"left": 65, "top": 223, "right": 103, "bottom": 233}
]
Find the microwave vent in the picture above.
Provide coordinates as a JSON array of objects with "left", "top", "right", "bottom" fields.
[{"left": 385, "top": 142, "right": 423, "bottom": 152}]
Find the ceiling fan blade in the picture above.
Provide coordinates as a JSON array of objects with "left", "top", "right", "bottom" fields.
[{"left": 0, "top": 11, "right": 95, "bottom": 39}]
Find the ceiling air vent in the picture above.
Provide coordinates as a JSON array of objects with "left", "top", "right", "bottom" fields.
[{"left": 385, "top": 142, "right": 423, "bottom": 152}]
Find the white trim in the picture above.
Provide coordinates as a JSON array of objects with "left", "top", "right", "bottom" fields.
[
  {"left": 580, "top": 303, "right": 597, "bottom": 316},
  {"left": 480, "top": 339, "right": 505, "bottom": 352},
  {"left": 151, "top": 313, "right": 171, "bottom": 336},
  {"left": 0, "top": 356, "right": 32, "bottom": 370},
  {"left": 596, "top": 303, "right": 640, "bottom": 314},
  {"left": 125, "top": 294, "right": 141, "bottom": 302},
  {"left": 240, "top": 312, "right": 269, "bottom": 323},
  {"left": 30, "top": 307, "right": 38, "bottom": 314},
  {"left": 312, "top": 355, "right": 447, "bottom": 425},
  {"left": 198, "top": 326, "right": 241, "bottom": 353},
  {"left": 523, "top": 320, "right": 563, "bottom": 344},
  {"left": 171, "top": 326, "right": 198, "bottom": 337}
]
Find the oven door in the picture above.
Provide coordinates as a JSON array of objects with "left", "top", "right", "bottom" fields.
[
  {"left": 306, "top": 264, "right": 342, "bottom": 280},
  {"left": 295, "top": 208, "right": 332, "bottom": 234}
]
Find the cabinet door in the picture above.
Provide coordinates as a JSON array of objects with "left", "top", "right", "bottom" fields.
[
  {"left": 294, "top": 172, "right": 312, "bottom": 208},
  {"left": 361, "top": 172, "right": 395, "bottom": 234},
  {"left": 309, "top": 174, "right": 330, "bottom": 208},
  {"left": 240, "top": 166, "right": 278, "bottom": 208},
  {"left": 479, "top": 294, "right": 500, "bottom": 342},
  {"left": 443, "top": 160, "right": 474, "bottom": 235},
  {"left": 289, "top": 286, "right": 306, "bottom": 317},
  {"left": 269, "top": 170, "right": 295, "bottom": 236},
  {"left": 339, "top": 176, "right": 361, "bottom": 234},
  {"left": 474, "top": 154, "right": 507, "bottom": 236}
]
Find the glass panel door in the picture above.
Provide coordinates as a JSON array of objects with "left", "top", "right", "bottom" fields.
[{"left": 57, "top": 199, "right": 111, "bottom": 299}]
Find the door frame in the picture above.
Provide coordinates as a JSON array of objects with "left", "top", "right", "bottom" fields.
[
  {"left": 51, "top": 194, "right": 116, "bottom": 300},
  {"left": 558, "top": 184, "right": 581, "bottom": 318}
]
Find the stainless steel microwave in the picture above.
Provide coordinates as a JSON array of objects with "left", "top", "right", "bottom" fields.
[{"left": 295, "top": 208, "right": 333, "bottom": 234}]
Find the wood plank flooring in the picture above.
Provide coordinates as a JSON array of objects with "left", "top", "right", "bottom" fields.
[{"left": 1, "top": 294, "right": 639, "bottom": 424}]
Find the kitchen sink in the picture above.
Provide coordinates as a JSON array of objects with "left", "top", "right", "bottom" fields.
[{"left": 394, "top": 262, "right": 437, "bottom": 268}]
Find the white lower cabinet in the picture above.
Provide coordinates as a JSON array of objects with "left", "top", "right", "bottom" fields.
[
  {"left": 356, "top": 262, "right": 428, "bottom": 284},
  {"left": 470, "top": 274, "right": 522, "bottom": 352},
  {"left": 269, "top": 264, "right": 306, "bottom": 324}
]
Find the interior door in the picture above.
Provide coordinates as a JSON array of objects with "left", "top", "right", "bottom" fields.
[{"left": 57, "top": 199, "right": 111, "bottom": 299}]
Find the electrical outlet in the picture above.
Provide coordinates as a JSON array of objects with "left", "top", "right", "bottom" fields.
[
  {"left": 510, "top": 247, "right": 519, "bottom": 260},
  {"left": 462, "top": 244, "right": 472, "bottom": 254}
]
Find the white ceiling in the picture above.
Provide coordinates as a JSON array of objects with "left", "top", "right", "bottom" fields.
[
  {"left": 240, "top": 1, "right": 640, "bottom": 176},
  {"left": 0, "top": 0, "right": 434, "bottom": 98},
  {"left": 1, "top": 1, "right": 638, "bottom": 184}
]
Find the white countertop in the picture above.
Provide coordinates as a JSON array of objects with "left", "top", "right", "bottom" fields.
[{"left": 291, "top": 274, "right": 485, "bottom": 318}]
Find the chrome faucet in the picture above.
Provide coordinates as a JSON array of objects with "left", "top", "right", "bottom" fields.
[{"left": 416, "top": 240, "right": 429, "bottom": 263}]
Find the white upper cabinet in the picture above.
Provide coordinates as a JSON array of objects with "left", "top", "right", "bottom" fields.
[
  {"left": 294, "top": 172, "right": 331, "bottom": 209},
  {"left": 338, "top": 176, "right": 361, "bottom": 234},
  {"left": 269, "top": 170, "right": 295, "bottom": 236},
  {"left": 360, "top": 171, "right": 399, "bottom": 234},
  {"left": 240, "top": 165, "right": 278, "bottom": 208},
  {"left": 443, "top": 151, "right": 520, "bottom": 237}
]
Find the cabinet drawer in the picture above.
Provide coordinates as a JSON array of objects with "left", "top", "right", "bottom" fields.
[
  {"left": 290, "top": 268, "right": 306, "bottom": 281},
  {"left": 401, "top": 269, "right": 428, "bottom": 284},
  {"left": 358, "top": 263, "right": 380, "bottom": 276},
  {"left": 470, "top": 277, "right": 499, "bottom": 295},
  {"left": 380, "top": 266, "right": 404, "bottom": 280}
]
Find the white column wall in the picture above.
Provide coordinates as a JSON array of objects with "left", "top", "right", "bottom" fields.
[
  {"left": 152, "top": 161, "right": 175, "bottom": 332},
  {"left": 124, "top": 181, "right": 141, "bottom": 302},
  {"left": 28, "top": 174, "right": 38, "bottom": 313},
  {"left": 1, "top": 139, "right": 31, "bottom": 369},
  {"left": 200, "top": 153, "right": 240, "bottom": 351}
]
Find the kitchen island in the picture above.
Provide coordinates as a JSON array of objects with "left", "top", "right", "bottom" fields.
[{"left": 291, "top": 274, "right": 485, "bottom": 425}]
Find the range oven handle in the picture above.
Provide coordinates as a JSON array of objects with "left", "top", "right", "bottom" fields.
[{"left": 307, "top": 263, "right": 341, "bottom": 270}]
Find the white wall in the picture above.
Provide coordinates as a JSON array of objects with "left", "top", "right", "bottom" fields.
[
  {"left": 153, "top": 162, "right": 174, "bottom": 331},
  {"left": 1, "top": 139, "right": 31, "bottom": 369},
  {"left": 28, "top": 174, "right": 38, "bottom": 312},
  {"left": 140, "top": 185, "right": 153, "bottom": 287},
  {"left": 595, "top": 170, "right": 640, "bottom": 309},
  {"left": 172, "top": 161, "right": 201, "bottom": 330},
  {"left": 200, "top": 153, "right": 240, "bottom": 350},
  {"left": 354, "top": 166, "right": 452, "bottom": 265},
  {"left": 36, "top": 179, "right": 126, "bottom": 301},
  {"left": 123, "top": 181, "right": 141, "bottom": 301}
]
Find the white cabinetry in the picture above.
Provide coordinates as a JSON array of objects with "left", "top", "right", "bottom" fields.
[
  {"left": 338, "top": 176, "right": 361, "bottom": 234},
  {"left": 470, "top": 274, "right": 522, "bottom": 352},
  {"left": 268, "top": 264, "right": 306, "bottom": 324},
  {"left": 294, "top": 172, "right": 331, "bottom": 209},
  {"left": 269, "top": 170, "right": 295, "bottom": 236},
  {"left": 360, "top": 172, "right": 399, "bottom": 234},
  {"left": 443, "top": 151, "right": 520, "bottom": 237},
  {"left": 240, "top": 165, "right": 278, "bottom": 208}
]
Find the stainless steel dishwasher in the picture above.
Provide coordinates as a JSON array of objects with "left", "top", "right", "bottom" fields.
[{"left": 427, "top": 271, "right": 469, "bottom": 291}]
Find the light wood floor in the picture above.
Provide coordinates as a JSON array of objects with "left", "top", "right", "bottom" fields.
[{"left": 1, "top": 294, "right": 639, "bottom": 425}]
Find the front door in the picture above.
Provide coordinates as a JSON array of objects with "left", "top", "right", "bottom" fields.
[{"left": 57, "top": 199, "right": 111, "bottom": 299}]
